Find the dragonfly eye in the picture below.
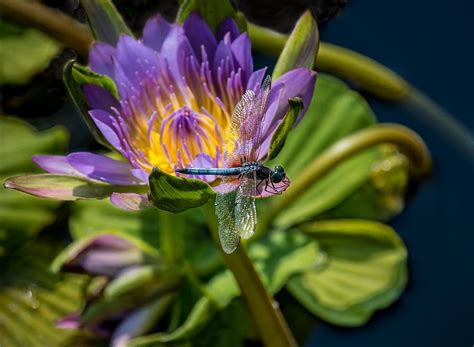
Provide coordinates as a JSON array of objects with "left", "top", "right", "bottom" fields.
[
  {"left": 271, "top": 166, "right": 286, "bottom": 183},
  {"left": 274, "top": 165, "right": 284, "bottom": 173}
]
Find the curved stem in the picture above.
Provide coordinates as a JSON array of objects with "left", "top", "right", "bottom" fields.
[
  {"left": 257, "top": 123, "right": 432, "bottom": 236},
  {"left": 0, "top": 0, "right": 93, "bottom": 58},
  {"left": 202, "top": 202, "right": 297, "bottom": 347},
  {"left": 248, "top": 22, "right": 409, "bottom": 100}
]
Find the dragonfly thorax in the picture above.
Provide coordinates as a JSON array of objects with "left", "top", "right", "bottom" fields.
[{"left": 243, "top": 162, "right": 286, "bottom": 184}]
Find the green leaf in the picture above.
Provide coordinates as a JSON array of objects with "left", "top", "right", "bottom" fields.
[
  {"left": 68, "top": 198, "right": 213, "bottom": 264},
  {"left": 288, "top": 220, "right": 408, "bottom": 327},
  {"left": 272, "top": 10, "right": 319, "bottom": 80},
  {"left": 149, "top": 167, "right": 215, "bottom": 213},
  {"left": 63, "top": 60, "right": 117, "bottom": 149},
  {"left": 177, "top": 0, "right": 246, "bottom": 33},
  {"left": 267, "top": 97, "right": 303, "bottom": 160},
  {"left": 69, "top": 199, "right": 163, "bottom": 249},
  {"left": 318, "top": 148, "right": 409, "bottom": 221},
  {"left": 71, "top": 63, "right": 119, "bottom": 98},
  {"left": 0, "top": 239, "right": 87, "bottom": 346},
  {"left": 81, "top": 0, "right": 133, "bottom": 45},
  {"left": 249, "top": 230, "right": 319, "bottom": 294},
  {"left": 0, "top": 117, "right": 68, "bottom": 255},
  {"left": 272, "top": 74, "right": 377, "bottom": 173},
  {"left": 133, "top": 230, "right": 319, "bottom": 343},
  {"left": 267, "top": 74, "right": 384, "bottom": 227},
  {"left": 0, "top": 19, "right": 59, "bottom": 85},
  {"left": 4, "top": 173, "right": 143, "bottom": 201}
]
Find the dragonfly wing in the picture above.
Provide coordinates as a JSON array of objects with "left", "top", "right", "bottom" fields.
[
  {"left": 224, "top": 90, "right": 256, "bottom": 165},
  {"left": 235, "top": 172, "right": 257, "bottom": 239},
  {"left": 215, "top": 180, "right": 240, "bottom": 254}
]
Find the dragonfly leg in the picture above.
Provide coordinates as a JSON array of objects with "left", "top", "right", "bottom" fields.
[
  {"left": 256, "top": 179, "right": 265, "bottom": 197},
  {"left": 264, "top": 180, "right": 275, "bottom": 195}
]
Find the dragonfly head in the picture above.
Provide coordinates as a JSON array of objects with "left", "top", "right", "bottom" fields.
[{"left": 271, "top": 165, "right": 286, "bottom": 183}]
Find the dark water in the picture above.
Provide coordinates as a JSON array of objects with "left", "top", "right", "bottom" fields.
[{"left": 302, "top": 1, "right": 474, "bottom": 346}]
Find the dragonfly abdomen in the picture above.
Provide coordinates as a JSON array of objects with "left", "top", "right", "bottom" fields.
[{"left": 176, "top": 167, "right": 244, "bottom": 176}]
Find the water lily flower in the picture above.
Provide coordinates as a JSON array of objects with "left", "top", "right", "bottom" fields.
[
  {"left": 54, "top": 233, "right": 175, "bottom": 346},
  {"left": 56, "top": 234, "right": 147, "bottom": 277},
  {"left": 4, "top": 13, "right": 316, "bottom": 209}
]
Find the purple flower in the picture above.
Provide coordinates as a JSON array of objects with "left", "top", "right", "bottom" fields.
[
  {"left": 55, "top": 233, "right": 173, "bottom": 345},
  {"left": 5, "top": 13, "right": 316, "bottom": 209},
  {"left": 56, "top": 234, "right": 146, "bottom": 277}
]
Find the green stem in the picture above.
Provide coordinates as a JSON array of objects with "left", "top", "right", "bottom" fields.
[
  {"left": 202, "top": 202, "right": 297, "bottom": 347},
  {"left": 248, "top": 21, "right": 409, "bottom": 100},
  {"left": 0, "top": 0, "right": 93, "bottom": 58},
  {"left": 158, "top": 210, "right": 183, "bottom": 265},
  {"left": 257, "top": 123, "right": 432, "bottom": 236}
]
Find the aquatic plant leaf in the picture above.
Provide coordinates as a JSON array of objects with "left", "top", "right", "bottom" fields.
[
  {"left": 69, "top": 199, "right": 163, "bottom": 249},
  {"left": 149, "top": 167, "right": 215, "bottom": 213},
  {"left": 177, "top": 0, "right": 246, "bottom": 32},
  {"left": 0, "top": 117, "right": 68, "bottom": 255},
  {"left": 318, "top": 148, "right": 409, "bottom": 221},
  {"left": 0, "top": 19, "right": 59, "bottom": 84},
  {"left": 129, "top": 230, "right": 318, "bottom": 343},
  {"left": 0, "top": 240, "right": 86, "bottom": 346},
  {"left": 272, "top": 10, "right": 319, "bottom": 80},
  {"left": 81, "top": 0, "right": 133, "bottom": 45},
  {"left": 63, "top": 60, "right": 117, "bottom": 149},
  {"left": 267, "top": 97, "right": 303, "bottom": 161},
  {"left": 288, "top": 219, "right": 408, "bottom": 326},
  {"left": 69, "top": 198, "right": 211, "bottom": 264}
]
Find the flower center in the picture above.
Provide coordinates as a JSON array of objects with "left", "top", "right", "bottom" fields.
[{"left": 145, "top": 106, "right": 222, "bottom": 171}]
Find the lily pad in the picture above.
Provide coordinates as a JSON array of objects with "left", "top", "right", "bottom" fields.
[
  {"left": 0, "top": 240, "right": 86, "bottom": 346},
  {"left": 287, "top": 219, "right": 408, "bottom": 326}
]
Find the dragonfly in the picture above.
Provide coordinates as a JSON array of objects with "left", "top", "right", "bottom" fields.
[{"left": 176, "top": 76, "right": 290, "bottom": 253}]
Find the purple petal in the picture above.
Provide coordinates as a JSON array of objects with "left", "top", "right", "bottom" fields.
[
  {"left": 231, "top": 33, "right": 252, "bottom": 82},
  {"left": 216, "top": 17, "right": 240, "bottom": 41},
  {"left": 80, "top": 250, "right": 142, "bottom": 277},
  {"left": 213, "top": 33, "right": 235, "bottom": 81},
  {"left": 257, "top": 176, "right": 291, "bottom": 197},
  {"left": 67, "top": 152, "right": 144, "bottom": 185},
  {"left": 160, "top": 26, "right": 196, "bottom": 95},
  {"left": 89, "top": 42, "right": 116, "bottom": 78},
  {"left": 183, "top": 13, "right": 217, "bottom": 62},
  {"left": 3, "top": 174, "right": 113, "bottom": 201},
  {"left": 187, "top": 154, "right": 218, "bottom": 182},
  {"left": 60, "top": 234, "right": 142, "bottom": 277},
  {"left": 111, "top": 299, "right": 166, "bottom": 347},
  {"left": 110, "top": 192, "right": 151, "bottom": 211},
  {"left": 142, "top": 14, "right": 171, "bottom": 52},
  {"left": 213, "top": 179, "right": 240, "bottom": 194},
  {"left": 272, "top": 68, "right": 317, "bottom": 126},
  {"left": 92, "top": 234, "right": 133, "bottom": 249},
  {"left": 89, "top": 109, "right": 123, "bottom": 152},
  {"left": 257, "top": 85, "right": 285, "bottom": 159},
  {"left": 246, "top": 67, "right": 268, "bottom": 92},
  {"left": 82, "top": 84, "right": 121, "bottom": 114},
  {"left": 57, "top": 313, "right": 81, "bottom": 330},
  {"left": 114, "top": 35, "right": 161, "bottom": 88},
  {"left": 32, "top": 155, "right": 83, "bottom": 176},
  {"left": 131, "top": 169, "right": 150, "bottom": 184}
]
